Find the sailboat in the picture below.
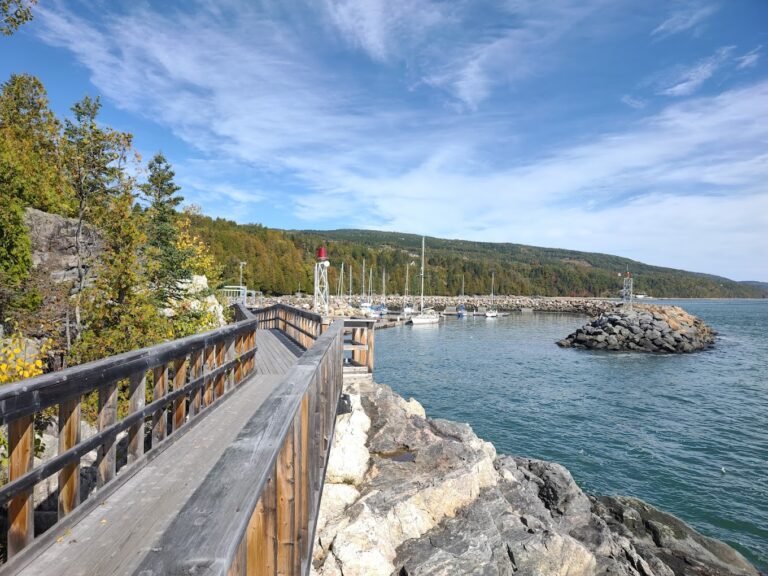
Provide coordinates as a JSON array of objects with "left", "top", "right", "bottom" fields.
[
  {"left": 403, "top": 262, "right": 414, "bottom": 316},
  {"left": 457, "top": 274, "right": 466, "bottom": 318},
  {"left": 360, "top": 259, "right": 372, "bottom": 315},
  {"left": 408, "top": 237, "right": 440, "bottom": 325},
  {"left": 485, "top": 272, "right": 498, "bottom": 317}
]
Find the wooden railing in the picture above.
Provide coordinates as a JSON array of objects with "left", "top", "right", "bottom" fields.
[
  {"left": 252, "top": 304, "right": 328, "bottom": 349},
  {"left": 0, "top": 318, "right": 258, "bottom": 561},
  {"left": 135, "top": 319, "right": 345, "bottom": 575},
  {"left": 343, "top": 319, "right": 376, "bottom": 373}
]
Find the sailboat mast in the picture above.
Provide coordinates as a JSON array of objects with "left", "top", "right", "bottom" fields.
[
  {"left": 369, "top": 268, "right": 373, "bottom": 299},
  {"left": 382, "top": 268, "right": 386, "bottom": 305},
  {"left": 361, "top": 258, "right": 365, "bottom": 301},
  {"left": 491, "top": 272, "right": 495, "bottom": 308},
  {"left": 349, "top": 264, "right": 353, "bottom": 302},
  {"left": 420, "top": 236, "right": 425, "bottom": 313}
]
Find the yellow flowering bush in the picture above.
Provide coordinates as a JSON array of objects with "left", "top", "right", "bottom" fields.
[{"left": 0, "top": 332, "right": 48, "bottom": 384}]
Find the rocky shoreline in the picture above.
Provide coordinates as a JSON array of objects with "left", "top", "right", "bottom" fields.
[
  {"left": 311, "top": 377, "right": 759, "bottom": 576},
  {"left": 556, "top": 304, "right": 716, "bottom": 353}
]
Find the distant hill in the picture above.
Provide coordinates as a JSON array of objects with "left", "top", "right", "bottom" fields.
[
  {"left": 187, "top": 215, "right": 763, "bottom": 298},
  {"left": 739, "top": 281, "right": 768, "bottom": 297}
]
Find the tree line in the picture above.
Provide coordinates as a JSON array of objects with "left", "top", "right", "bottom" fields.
[{"left": 0, "top": 73, "right": 221, "bottom": 374}]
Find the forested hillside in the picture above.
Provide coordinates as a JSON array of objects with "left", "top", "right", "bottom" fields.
[{"left": 187, "top": 215, "right": 762, "bottom": 298}]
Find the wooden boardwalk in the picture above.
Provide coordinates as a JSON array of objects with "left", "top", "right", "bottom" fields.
[{"left": 10, "top": 329, "right": 300, "bottom": 576}]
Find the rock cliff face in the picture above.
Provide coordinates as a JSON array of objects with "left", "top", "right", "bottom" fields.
[
  {"left": 556, "top": 305, "right": 716, "bottom": 353},
  {"left": 312, "top": 379, "right": 758, "bottom": 576}
]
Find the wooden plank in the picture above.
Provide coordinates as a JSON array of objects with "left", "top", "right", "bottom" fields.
[
  {"left": 228, "top": 537, "right": 247, "bottom": 576},
  {"left": 215, "top": 342, "right": 225, "bottom": 399},
  {"left": 190, "top": 349, "right": 203, "bottom": 418},
  {"left": 204, "top": 345, "right": 215, "bottom": 408},
  {"left": 8, "top": 415, "right": 34, "bottom": 557},
  {"left": 97, "top": 381, "right": 118, "bottom": 488},
  {"left": 58, "top": 396, "right": 81, "bottom": 519},
  {"left": 173, "top": 357, "right": 188, "bottom": 433},
  {"left": 366, "top": 326, "right": 375, "bottom": 373},
  {"left": 0, "top": 319, "right": 258, "bottom": 425},
  {"left": 152, "top": 364, "right": 168, "bottom": 446},
  {"left": 276, "top": 421, "right": 296, "bottom": 575},
  {"left": 128, "top": 371, "right": 146, "bottom": 464},
  {"left": 299, "top": 394, "right": 310, "bottom": 565},
  {"left": 226, "top": 336, "right": 236, "bottom": 392},
  {"left": 246, "top": 475, "right": 276, "bottom": 576}
]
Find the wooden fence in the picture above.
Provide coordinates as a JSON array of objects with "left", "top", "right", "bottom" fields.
[
  {"left": 251, "top": 304, "right": 328, "bottom": 349},
  {"left": 0, "top": 318, "right": 258, "bottom": 561},
  {"left": 135, "top": 319, "right": 345, "bottom": 575}
]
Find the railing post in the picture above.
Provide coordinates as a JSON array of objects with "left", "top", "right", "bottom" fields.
[
  {"left": 7, "top": 415, "right": 34, "bottom": 557},
  {"left": 276, "top": 421, "right": 296, "bottom": 575},
  {"left": 215, "top": 342, "right": 226, "bottom": 398},
  {"left": 128, "top": 371, "right": 146, "bottom": 464},
  {"left": 366, "top": 323, "right": 375, "bottom": 373},
  {"left": 173, "top": 356, "right": 188, "bottom": 433},
  {"left": 153, "top": 364, "right": 168, "bottom": 445},
  {"left": 189, "top": 349, "right": 203, "bottom": 417},
  {"left": 204, "top": 345, "right": 215, "bottom": 408},
  {"left": 226, "top": 336, "right": 236, "bottom": 391},
  {"left": 247, "top": 476, "right": 276, "bottom": 575},
  {"left": 58, "top": 396, "right": 81, "bottom": 518},
  {"left": 97, "top": 380, "right": 118, "bottom": 488}
]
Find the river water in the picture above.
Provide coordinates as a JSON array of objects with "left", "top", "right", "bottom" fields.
[{"left": 374, "top": 299, "right": 768, "bottom": 569}]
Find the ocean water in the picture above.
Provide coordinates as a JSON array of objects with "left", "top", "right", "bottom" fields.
[{"left": 374, "top": 300, "right": 768, "bottom": 569}]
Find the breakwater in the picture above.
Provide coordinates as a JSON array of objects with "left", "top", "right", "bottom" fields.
[{"left": 557, "top": 304, "right": 716, "bottom": 353}]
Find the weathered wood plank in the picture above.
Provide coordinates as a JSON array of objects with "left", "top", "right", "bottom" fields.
[
  {"left": 128, "top": 371, "right": 146, "bottom": 464},
  {"left": 97, "top": 381, "right": 118, "bottom": 488},
  {"left": 58, "top": 396, "right": 80, "bottom": 519},
  {"left": 152, "top": 364, "right": 168, "bottom": 446},
  {"left": 8, "top": 415, "right": 34, "bottom": 557},
  {"left": 173, "top": 357, "right": 188, "bottom": 433},
  {"left": 190, "top": 349, "right": 203, "bottom": 418}
]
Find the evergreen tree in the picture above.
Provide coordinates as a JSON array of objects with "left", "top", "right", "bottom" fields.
[
  {"left": 140, "top": 152, "right": 190, "bottom": 305},
  {"left": 1, "top": 0, "right": 37, "bottom": 35}
]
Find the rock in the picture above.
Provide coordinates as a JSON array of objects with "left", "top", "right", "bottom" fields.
[
  {"left": 557, "top": 305, "right": 716, "bottom": 354},
  {"left": 312, "top": 380, "right": 759, "bottom": 576}
]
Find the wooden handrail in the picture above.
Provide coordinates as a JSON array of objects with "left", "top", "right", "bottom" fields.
[
  {"left": 0, "top": 318, "right": 258, "bottom": 560},
  {"left": 135, "top": 320, "right": 345, "bottom": 575},
  {"left": 251, "top": 304, "right": 326, "bottom": 350}
]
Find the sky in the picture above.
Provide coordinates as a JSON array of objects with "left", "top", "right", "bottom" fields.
[{"left": 1, "top": 0, "right": 767, "bottom": 281}]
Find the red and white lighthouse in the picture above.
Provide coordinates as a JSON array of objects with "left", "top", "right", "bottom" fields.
[{"left": 313, "top": 246, "right": 330, "bottom": 315}]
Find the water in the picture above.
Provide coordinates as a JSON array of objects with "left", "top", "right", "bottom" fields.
[{"left": 374, "top": 300, "right": 768, "bottom": 569}]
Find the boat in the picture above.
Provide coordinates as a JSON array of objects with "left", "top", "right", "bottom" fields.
[
  {"left": 407, "top": 237, "right": 440, "bottom": 325},
  {"left": 457, "top": 275, "right": 466, "bottom": 317},
  {"left": 485, "top": 272, "right": 498, "bottom": 317},
  {"left": 402, "top": 262, "right": 414, "bottom": 316}
]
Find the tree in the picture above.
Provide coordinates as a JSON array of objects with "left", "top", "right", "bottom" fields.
[
  {"left": 0, "top": 74, "right": 69, "bottom": 311},
  {"left": 1, "top": 0, "right": 37, "bottom": 35},
  {"left": 62, "top": 95, "right": 131, "bottom": 341},
  {"left": 140, "top": 152, "right": 190, "bottom": 305}
]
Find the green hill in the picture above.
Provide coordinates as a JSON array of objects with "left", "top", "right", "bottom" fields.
[{"left": 188, "top": 215, "right": 762, "bottom": 298}]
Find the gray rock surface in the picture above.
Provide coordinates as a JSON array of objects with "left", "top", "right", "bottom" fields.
[
  {"left": 557, "top": 305, "right": 716, "bottom": 353},
  {"left": 313, "top": 380, "right": 759, "bottom": 576}
]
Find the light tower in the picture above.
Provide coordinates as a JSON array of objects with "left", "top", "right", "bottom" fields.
[
  {"left": 622, "top": 268, "right": 634, "bottom": 309},
  {"left": 313, "top": 246, "right": 330, "bottom": 315}
]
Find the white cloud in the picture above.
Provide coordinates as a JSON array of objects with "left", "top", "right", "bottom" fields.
[
  {"left": 659, "top": 46, "right": 734, "bottom": 97},
  {"left": 30, "top": 1, "right": 768, "bottom": 280},
  {"left": 652, "top": 2, "right": 718, "bottom": 38},
  {"left": 621, "top": 95, "right": 646, "bottom": 109},
  {"left": 737, "top": 46, "right": 762, "bottom": 69}
]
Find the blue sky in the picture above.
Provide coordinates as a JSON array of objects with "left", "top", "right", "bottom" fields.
[{"left": 1, "top": 0, "right": 766, "bottom": 281}]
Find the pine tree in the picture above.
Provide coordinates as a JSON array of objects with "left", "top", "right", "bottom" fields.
[{"left": 140, "top": 152, "right": 190, "bottom": 305}]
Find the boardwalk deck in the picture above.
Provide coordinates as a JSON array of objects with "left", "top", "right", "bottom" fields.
[{"left": 9, "top": 329, "right": 300, "bottom": 576}]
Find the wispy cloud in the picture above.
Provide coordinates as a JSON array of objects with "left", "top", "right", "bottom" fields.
[
  {"left": 659, "top": 46, "right": 734, "bottom": 97},
  {"left": 652, "top": 2, "right": 718, "bottom": 38},
  {"left": 621, "top": 95, "right": 646, "bottom": 109},
  {"left": 28, "top": 1, "right": 768, "bottom": 279},
  {"left": 737, "top": 45, "right": 762, "bottom": 69}
]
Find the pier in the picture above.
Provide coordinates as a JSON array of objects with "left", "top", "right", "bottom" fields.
[{"left": 0, "top": 304, "right": 375, "bottom": 575}]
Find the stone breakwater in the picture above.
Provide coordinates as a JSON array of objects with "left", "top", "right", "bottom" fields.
[
  {"left": 556, "top": 305, "right": 716, "bottom": 353},
  {"left": 267, "top": 295, "right": 617, "bottom": 316},
  {"left": 312, "top": 379, "right": 758, "bottom": 576}
]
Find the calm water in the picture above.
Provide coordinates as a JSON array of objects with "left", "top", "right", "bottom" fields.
[{"left": 374, "top": 300, "right": 768, "bottom": 569}]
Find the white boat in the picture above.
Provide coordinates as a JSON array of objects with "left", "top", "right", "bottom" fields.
[
  {"left": 407, "top": 236, "right": 440, "bottom": 325},
  {"left": 485, "top": 272, "right": 498, "bottom": 317}
]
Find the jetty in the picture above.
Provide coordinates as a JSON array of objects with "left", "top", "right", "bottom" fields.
[{"left": 0, "top": 304, "right": 375, "bottom": 575}]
